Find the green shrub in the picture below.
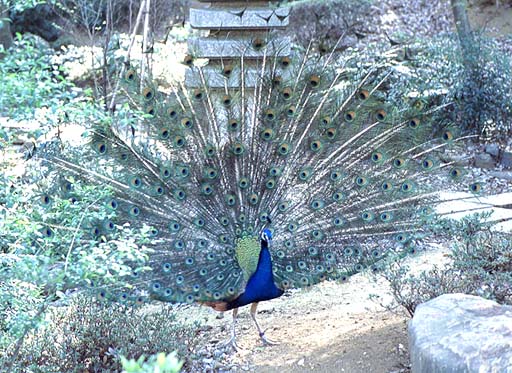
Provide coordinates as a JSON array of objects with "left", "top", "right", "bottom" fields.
[
  {"left": 0, "top": 169, "right": 152, "bottom": 290},
  {"left": 287, "top": 0, "right": 374, "bottom": 51},
  {"left": 0, "top": 33, "right": 76, "bottom": 120},
  {"left": 386, "top": 34, "right": 512, "bottom": 142},
  {"left": 374, "top": 214, "right": 512, "bottom": 316},
  {"left": 0, "top": 138, "right": 165, "bottom": 370},
  {"left": 3, "top": 0, "right": 48, "bottom": 13},
  {"left": 4, "top": 296, "right": 198, "bottom": 372},
  {"left": 0, "top": 168, "right": 200, "bottom": 371},
  {"left": 121, "top": 352, "right": 183, "bottom": 373},
  {"left": 452, "top": 38, "right": 512, "bottom": 142},
  {"left": 449, "top": 227, "right": 512, "bottom": 304}
]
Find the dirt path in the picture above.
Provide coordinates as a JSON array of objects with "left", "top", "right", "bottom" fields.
[
  {"left": 184, "top": 275, "right": 411, "bottom": 372},
  {"left": 229, "top": 280, "right": 410, "bottom": 373},
  {"left": 178, "top": 248, "right": 450, "bottom": 372}
]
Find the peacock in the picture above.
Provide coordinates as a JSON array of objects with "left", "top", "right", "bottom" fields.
[{"left": 37, "top": 35, "right": 483, "bottom": 350}]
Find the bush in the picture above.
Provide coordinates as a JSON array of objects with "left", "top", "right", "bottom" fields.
[
  {"left": 385, "top": 34, "right": 512, "bottom": 142},
  {"left": 56, "top": 0, "right": 187, "bottom": 35},
  {"left": 450, "top": 228, "right": 512, "bottom": 304},
  {"left": 453, "top": 37, "right": 512, "bottom": 142},
  {"left": 0, "top": 136, "right": 165, "bottom": 370},
  {"left": 4, "top": 296, "right": 198, "bottom": 372},
  {"left": 0, "top": 168, "right": 152, "bottom": 291},
  {"left": 0, "top": 167, "right": 201, "bottom": 371},
  {"left": 286, "top": 0, "right": 374, "bottom": 52},
  {"left": 0, "top": 33, "right": 76, "bottom": 120},
  {"left": 375, "top": 214, "right": 512, "bottom": 316},
  {"left": 122, "top": 352, "right": 183, "bottom": 373}
]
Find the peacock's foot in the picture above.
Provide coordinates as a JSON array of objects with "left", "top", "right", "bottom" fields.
[
  {"left": 259, "top": 331, "right": 280, "bottom": 346},
  {"left": 220, "top": 336, "right": 241, "bottom": 352}
]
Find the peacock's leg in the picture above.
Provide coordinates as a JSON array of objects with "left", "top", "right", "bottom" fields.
[
  {"left": 221, "top": 307, "right": 240, "bottom": 351},
  {"left": 250, "top": 302, "right": 279, "bottom": 346}
]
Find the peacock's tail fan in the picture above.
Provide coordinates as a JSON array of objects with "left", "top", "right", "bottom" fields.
[{"left": 39, "top": 46, "right": 483, "bottom": 304}]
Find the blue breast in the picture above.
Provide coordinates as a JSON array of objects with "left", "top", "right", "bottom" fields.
[{"left": 227, "top": 241, "right": 284, "bottom": 309}]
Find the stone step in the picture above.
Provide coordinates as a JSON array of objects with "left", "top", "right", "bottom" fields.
[
  {"left": 189, "top": 5, "right": 290, "bottom": 30},
  {"left": 185, "top": 62, "right": 293, "bottom": 88},
  {"left": 188, "top": 36, "right": 291, "bottom": 59}
]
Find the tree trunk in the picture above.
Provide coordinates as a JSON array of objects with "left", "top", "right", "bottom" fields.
[
  {"left": 0, "top": 2, "right": 14, "bottom": 56},
  {"left": 450, "top": 0, "right": 475, "bottom": 67}
]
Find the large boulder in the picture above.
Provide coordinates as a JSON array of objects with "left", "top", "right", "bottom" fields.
[{"left": 409, "top": 293, "right": 512, "bottom": 373}]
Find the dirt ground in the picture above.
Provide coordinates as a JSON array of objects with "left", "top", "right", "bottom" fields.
[
  {"left": 468, "top": 1, "right": 512, "bottom": 37},
  {"left": 175, "top": 246, "right": 451, "bottom": 373},
  {"left": 223, "top": 278, "right": 411, "bottom": 373}
]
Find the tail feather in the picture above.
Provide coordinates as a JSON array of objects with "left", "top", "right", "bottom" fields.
[{"left": 37, "top": 44, "right": 485, "bottom": 305}]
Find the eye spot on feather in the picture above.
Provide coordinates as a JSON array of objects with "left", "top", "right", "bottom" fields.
[
  {"left": 142, "top": 87, "right": 154, "bottom": 101},
  {"left": 358, "top": 89, "right": 370, "bottom": 100},
  {"left": 222, "top": 64, "right": 233, "bottom": 77},
  {"left": 280, "top": 56, "right": 291, "bottom": 68},
  {"left": 252, "top": 37, "right": 266, "bottom": 51},
  {"left": 125, "top": 69, "right": 136, "bottom": 81},
  {"left": 309, "top": 74, "right": 320, "bottom": 87},
  {"left": 183, "top": 54, "right": 194, "bottom": 66}
]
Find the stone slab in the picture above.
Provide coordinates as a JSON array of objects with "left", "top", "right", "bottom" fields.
[
  {"left": 501, "top": 151, "right": 512, "bottom": 169},
  {"left": 474, "top": 153, "right": 496, "bottom": 169},
  {"left": 189, "top": 6, "right": 290, "bottom": 29},
  {"left": 185, "top": 63, "right": 293, "bottom": 88},
  {"left": 188, "top": 36, "right": 291, "bottom": 59},
  {"left": 437, "top": 191, "right": 512, "bottom": 232},
  {"left": 186, "top": 65, "right": 259, "bottom": 88}
]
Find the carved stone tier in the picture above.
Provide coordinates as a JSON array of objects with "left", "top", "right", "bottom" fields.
[{"left": 185, "top": 0, "right": 291, "bottom": 89}]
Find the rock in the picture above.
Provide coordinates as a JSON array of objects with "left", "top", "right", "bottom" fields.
[
  {"left": 409, "top": 294, "right": 512, "bottom": 373},
  {"left": 485, "top": 143, "right": 500, "bottom": 157},
  {"left": 474, "top": 153, "right": 496, "bottom": 169},
  {"left": 489, "top": 171, "right": 512, "bottom": 181},
  {"left": 500, "top": 151, "right": 512, "bottom": 169},
  {"left": 439, "top": 152, "right": 470, "bottom": 166},
  {"left": 189, "top": 6, "right": 290, "bottom": 30}
]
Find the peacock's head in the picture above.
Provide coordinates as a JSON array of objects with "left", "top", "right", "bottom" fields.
[{"left": 261, "top": 228, "right": 272, "bottom": 243}]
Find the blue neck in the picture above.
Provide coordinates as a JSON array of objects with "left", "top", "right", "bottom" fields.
[{"left": 227, "top": 239, "right": 284, "bottom": 309}]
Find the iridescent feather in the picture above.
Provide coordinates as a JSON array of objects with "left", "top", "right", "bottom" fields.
[{"left": 39, "top": 38, "right": 483, "bottom": 347}]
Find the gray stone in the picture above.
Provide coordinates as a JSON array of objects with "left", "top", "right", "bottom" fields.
[
  {"left": 489, "top": 171, "right": 512, "bottom": 181},
  {"left": 189, "top": 7, "right": 289, "bottom": 30},
  {"left": 438, "top": 152, "right": 470, "bottom": 166},
  {"left": 474, "top": 153, "right": 496, "bottom": 169},
  {"left": 185, "top": 63, "right": 292, "bottom": 89},
  {"left": 186, "top": 65, "right": 261, "bottom": 88},
  {"left": 188, "top": 36, "right": 290, "bottom": 59},
  {"left": 409, "top": 294, "right": 512, "bottom": 373},
  {"left": 485, "top": 143, "right": 500, "bottom": 157},
  {"left": 500, "top": 151, "right": 512, "bottom": 169}
]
